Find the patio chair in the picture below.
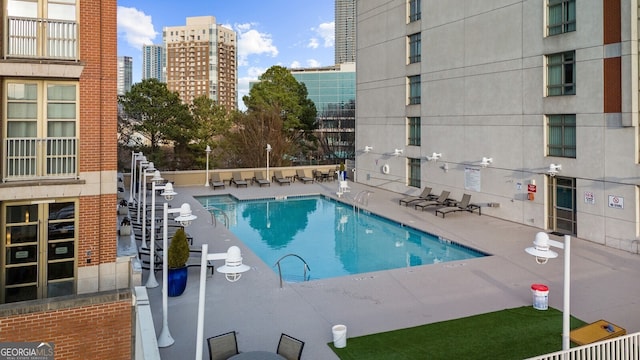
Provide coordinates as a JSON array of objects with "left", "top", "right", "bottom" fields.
[
  {"left": 414, "top": 190, "right": 450, "bottom": 211},
  {"left": 398, "top": 187, "right": 433, "bottom": 206},
  {"left": 276, "top": 333, "right": 305, "bottom": 360},
  {"left": 209, "top": 173, "right": 225, "bottom": 190},
  {"left": 434, "top": 193, "right": 482, "bottom": 217},
  {"left": 273, "top": 170, "right": 291, "bottom": 186},
  {"left": 207, "top": 331, "right": 239, "bottom": 360},
  {"left": 295, "top": 169, "right": 314, "bottom": 184},
  {"left": 253, "top": 171, "right": 271, "bottom": 187},
  {"left": 230, "top": 171, "right": 248, "bottom": 188}
]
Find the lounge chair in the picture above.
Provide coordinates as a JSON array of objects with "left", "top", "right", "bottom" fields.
[
  {"left": 207, "top": 331, "right": 239, "bottom": 360},
  {"left": 276, "top": 333, "right": 305, "bottom": 360},
  {"left": 398, "top": 187, "right": 433, "bottom": 206},
  {"left": 253, "top": 171, "right": 271, "bottom": 187},
  {"left": 273, "top": 170, "right": 291, "bottom": 186},
  {"left": 209, "top": 173, "right": 225, "bottom": 190},
  {"left": 230, "top": 171, "right": 248, "bottom": 188},
  {"left": 435, "top": 194, "right": 481, "bottom": 217},
  {"left": 414, "top": 190, "right": 450, "bottom": 211},
  {"left": 296, "top": 169, "right": 314, "bottom": 184}
]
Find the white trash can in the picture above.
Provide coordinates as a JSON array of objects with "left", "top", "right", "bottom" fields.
[
  {"left": 531, "top": 284, "right": 549, "bottom": 310},
  {"left": 332, "top": 324, "right": 347, "bottom": 348}
]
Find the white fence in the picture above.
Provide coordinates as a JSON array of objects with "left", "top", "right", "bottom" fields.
[{"left": 526, "top": 332, "right": 640, "bottom": 360}]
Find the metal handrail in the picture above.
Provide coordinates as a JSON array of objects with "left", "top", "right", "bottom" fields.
[
  {"left": 274, "top": 254, "right": 311, "bottom": 288},
  {"left": 204, "top": 206, "right": 229, "bottom": 228},
  {"left": 353, "top": 190, "right": 373, "bottom": 212}
]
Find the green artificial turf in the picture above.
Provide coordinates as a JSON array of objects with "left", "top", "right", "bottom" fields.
[{"left": 329, "top": 307, "right": 586, "bottom": 360}]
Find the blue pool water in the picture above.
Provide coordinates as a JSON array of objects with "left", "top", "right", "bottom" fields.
[{"left": 197, "top": 195, "right": 487, "bottom": 281}]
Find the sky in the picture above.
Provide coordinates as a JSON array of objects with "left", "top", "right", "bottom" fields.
[{"left": 117, "top": 0, "right": 335, "bottom": 108}]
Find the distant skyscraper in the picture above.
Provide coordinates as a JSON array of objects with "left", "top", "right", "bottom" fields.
[
  {"left": 142, "top": 44, "right": 165, "bottom": 82},
  {"left": 335, "top": 0, "right": 356, "bottom": 64},
  {"left": 163, "top": 16, "right": 237, "bottom": 109},
  {"left": 117, "top": 56, "right": 132, "bottom": 95}
]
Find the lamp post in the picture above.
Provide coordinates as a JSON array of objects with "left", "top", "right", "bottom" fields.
[
  {"left": 525, "top": 232, "right": 571, "bottom": 351},
  {"left": 266, "top": 144, "right": 272, "bottom": 182},
  {"left": 204, "top": 145, "right": 211, "bottom": 187},
  {"left": 145, "top": 170, "right": 168, "bottom": 288},
  {"left": 195, "top": 244, "right": 250, "bottom": 360},
  {"left": 157, "top": 202, "right": 196, "bottom": 348},
  {"left": 136, "top": 156, "right": 149, "bottom": 224},
  {"left": 140, "top": 162, "right": 156, "bottom": 249},
  {"left": 129, "top": 152, "right": 143, "bottom": 204}
]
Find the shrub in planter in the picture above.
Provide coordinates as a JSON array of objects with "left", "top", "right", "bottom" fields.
[
  {"left": 119, "top": 217, "right": 131, "bottom": 236},
  {"left": 168, "top": 228, "right": 190, "bottom": 296}
]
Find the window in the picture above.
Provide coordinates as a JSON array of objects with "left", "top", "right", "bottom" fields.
[
  {"left": 408, "top": 33, "right": 421, "bottom": 64},
  {"left": 408, "top": 158, "right": 421, "bottom": 188},
  {"left": 547, "top": 114, "right": 576, "bottom": 158},
  {"left": 2, "top": 200, "right": 77, "bottom": 303},
  {"left": 547, "top": 51, "right": 575, "bottom": 96},
  {"left": 408, "top": 117, "right": 421, "bottom": 146},
  {"left": 408, "top": 75, "right": 421, "bottom": 105},
  {"left": 4, "top": 80, "right": 78, "bottom": 181},
  {"left": 408, "top": 0, "right": 421, "bottom": 22},
  {"left": 548, "top": 0, "right": 576, "bottom": 36}
]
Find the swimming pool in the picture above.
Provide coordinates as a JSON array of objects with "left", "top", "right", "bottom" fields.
[{"left": 197, "top": 195, "right": 487, "bottom": 281}]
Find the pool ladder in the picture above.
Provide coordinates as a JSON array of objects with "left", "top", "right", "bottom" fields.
[
  {"left": 274, "top": 254, "right": 311, "bottom": 288},
  {"left": 353, "top": 190, "right": 373, "bottom": 212},
  {"left": 205, "top": 206, "right": 229, "bottom": 228}
]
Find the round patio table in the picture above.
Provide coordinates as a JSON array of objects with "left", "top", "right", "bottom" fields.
[{"left": 228, "top": 351, "right": 285, "bottom": 360}]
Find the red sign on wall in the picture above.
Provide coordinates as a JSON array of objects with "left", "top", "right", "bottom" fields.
[{"left": 527, "top": 184, "right": 537, "bottom": 193}]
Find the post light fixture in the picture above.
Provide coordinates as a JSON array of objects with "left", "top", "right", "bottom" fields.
[
  {"left": 426, "top": 152, "right": 442, "bottom": 161},
  {"left": 364, "top": 146, "right": 373, "bottom": 153},
  {"left": 139, "top": 162, "right": 156, "bottom": 249},
  {"left": 157, "top": 201, "right": 197, "bottom": 348},
  {"left": 136, "top": 157, "right": 150, "bottom": 224},
  {"left": 204, "top": 145, "right": 211, "bottom": 187},
  {"left": 266, "top": 144, "right": 272, "bottom": 182},
  {"left": 194, "top": 244, "right": 250, "bottom": 359},
  {"left": 129, "top": 152, "right": 143, "bottom": 204},
  {"left": 481, "top": 157, "right": 493, "bottom": 167},
  {"left": 525, "top": 232, "right": 571, "bottom": 351},
  {"left": 145, "top": 170, "right": 166, "bottom": 289}
]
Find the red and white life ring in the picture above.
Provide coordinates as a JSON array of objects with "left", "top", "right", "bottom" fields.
[{"left": 382, "top": 164, "right": 390, "bottom": 174}]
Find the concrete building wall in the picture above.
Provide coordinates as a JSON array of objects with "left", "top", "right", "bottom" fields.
[{"left": 356, "top": 0, "right": 640, "bottom": 251}]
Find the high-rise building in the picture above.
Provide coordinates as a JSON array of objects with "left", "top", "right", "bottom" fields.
[
  {"left": 117, "top": 55, "right": 133, "bottom": 95},
  {"left": 335, "top": 0, "right": 356, "bottom": 64},
  {"left": 164, "top": 16, "right": 237, "bottom": 109},
  {"left": 142, "top": 44, "right": 165, "bottom": 82},
  {"left": 291, "top": 63, "right": 356, "bottom": 160},
  {"left": 356, "top": 0, "right": 640, "bottom": 252},
  {"left": 0, "top": 1, "right": 132, "bottom": 358}
]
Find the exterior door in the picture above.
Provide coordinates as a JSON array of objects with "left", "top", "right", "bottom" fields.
[{"left": 547, "top": 176, "right": 577, "bottom": 235}]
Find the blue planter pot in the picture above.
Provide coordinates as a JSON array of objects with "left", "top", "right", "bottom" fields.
[{"left": 168, "top": 266, "right": 188, "bottom": 297}]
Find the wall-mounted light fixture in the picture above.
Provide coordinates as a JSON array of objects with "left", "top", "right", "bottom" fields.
[
  {"left": 442, "top": 163, "right": 449, "bottom": 172},
  {"left": 364, "top": 146, "right": 373, "bottom": 153},
  {"left": 426, "top": 152, "right": 442, "bottom": 161},
  {"left": 393, "top": 148, "right": 403, "bottom": 156},
  {"left": 548, "top": 164, "right": 562, "bottom": 176},
  {"left": 481, "top": 157, "right": 493, "bottom": 167}
]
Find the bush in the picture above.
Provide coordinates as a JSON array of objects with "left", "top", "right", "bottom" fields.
[{"left": 168, "top": 228, "right": 190, "bottom": 268}]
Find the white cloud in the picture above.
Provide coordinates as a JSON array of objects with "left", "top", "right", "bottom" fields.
[
  {"left": 290, "top": 61, "right": 302, "bottom": 69},
  {"left": 117, "top": 6, "right": 158, "bottom": 49},
  {"left": 307, "top": 38, "right": 319, "bottom": 49},
  {"left": 237, "top": 66, "right": 267, "bottom": 110},
  {"left": 236, "top": 23, "right": 278, "bottom": 66},
  {"left": 314, "top": 21, "right": 335, "bottom": 48},
  {"left": 306, "top": 59, "right": 321, "bottom": 68}
]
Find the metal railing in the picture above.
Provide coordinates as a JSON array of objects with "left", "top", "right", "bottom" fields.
[
  {"left": 205, "top": 206, "right": 229, "bottom": 228},
  {"left": 5, "top": 137, "right": 78, "bottom": 181},
  {"left": 274, "top": 254, "right": 310, "bottom": 288},
  {"left": 6, "top": 16, "right": 78, "bottom": 60},
  {"left": 133, "top": 286, "right": 161, "bottom": 360},
  {"left": 525, "top": 332, "right": 640, "bottom": 360}
]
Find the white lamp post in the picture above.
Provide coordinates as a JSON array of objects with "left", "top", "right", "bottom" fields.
[
  {"left": 140, "top": 162, "right": 156, "bottom": 249},
  {"left": 157, "top": 202, "right": 196, "bottom": 348},
  {"left": 204, "top": 145, "right": 211, "bottom": 187},
  {"left": 136, "top": 156, "right": 149, "bottom": 224},
  {"left": 195, "top": 244, "right": 250, "bottom": 360},
  {"left": 525, "top": 232, "right": 571, "bottom": 351},
  {"left": 266, "top": 144, "right": 272, "bottom": 182},
  {"left": 145, "top": 170, "right": 167, "bottom": 288},
  {"left": 129, "top": 152, "right": 143, "bottom": 204}
]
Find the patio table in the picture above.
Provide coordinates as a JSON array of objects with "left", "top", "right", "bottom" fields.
[{"left": 228, "top": 351, "right": 285, "bottom": 360}]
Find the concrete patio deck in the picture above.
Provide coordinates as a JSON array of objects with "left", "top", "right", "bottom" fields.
[{"left": 139, "top": 179, "right": 640, "bottom": 359}]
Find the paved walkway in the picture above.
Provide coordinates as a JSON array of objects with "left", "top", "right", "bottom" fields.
[{"left": 141, "top": 180, "right": 640, "bottom": 359}]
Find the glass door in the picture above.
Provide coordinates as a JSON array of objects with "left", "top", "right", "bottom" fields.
[{"left": 547, "top": 176, "right": 577, "bottom": 235}]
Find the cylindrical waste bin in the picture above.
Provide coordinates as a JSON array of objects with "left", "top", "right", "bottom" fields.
[
  {"left": 531, "top": 284, "right": 549, "bottom": 310},
  {"left": 332, "top": 324, "right": 347, "bottom": 348}
]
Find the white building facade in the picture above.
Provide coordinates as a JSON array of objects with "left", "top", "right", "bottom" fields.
[{"left": 356, "top": 0, "right": 640, "bottom": 251}]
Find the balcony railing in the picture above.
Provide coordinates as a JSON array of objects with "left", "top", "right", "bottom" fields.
[
  {"left": 4, "top": 137, "right": 78, "bottom": 181},
  {"left": 6, "top": 16, "right": 78, "bottom": 60}
]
